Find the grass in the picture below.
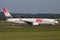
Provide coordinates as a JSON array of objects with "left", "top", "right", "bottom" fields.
[
  {"left": 0, "top": 28, "right": 59, "bottom": 40},
  {"left": 0, "top": 31, "right": 60, "bottom": 40}
]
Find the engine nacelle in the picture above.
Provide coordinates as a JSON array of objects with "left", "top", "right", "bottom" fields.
[
  {"left": 55, "top": 21, "right": 59, "bottom": 23},
  {"left": 32, "top": 22, "right": 39, "bottom": 25}
]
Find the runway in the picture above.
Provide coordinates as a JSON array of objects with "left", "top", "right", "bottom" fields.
[
  {"left": 0, "top": 24, "right": 26, "bottom": 28},
  {"left": 0, "top": 24, "right": 60, "bottom": 28}
]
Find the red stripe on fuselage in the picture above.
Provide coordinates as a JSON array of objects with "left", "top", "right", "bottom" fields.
[{"left": 36, "top": 19, "right": 43, "bottom": 22}]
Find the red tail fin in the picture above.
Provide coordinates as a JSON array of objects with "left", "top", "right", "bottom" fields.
[{"left": 3, "top": 8, "right": 12, "bottom": 17}]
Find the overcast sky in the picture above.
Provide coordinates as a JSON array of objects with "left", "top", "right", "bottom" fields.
[{"left": 0, "top": 0, "right": 60, "bottom": 13}]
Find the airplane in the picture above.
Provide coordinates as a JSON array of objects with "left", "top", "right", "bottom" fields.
[{"left": 2, "top": 8, "right": 59, "bottom": 26}]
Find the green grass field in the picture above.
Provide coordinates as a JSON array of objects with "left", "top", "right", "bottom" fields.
[
  {"left": 0, "top": 28, "right": 60, "bottom": 40},
  {"left": 0, "top": 21, "right": 60, "bottom": 40},
  {"left": 0, "top": 31, "right": 60, "bottom": 40}
]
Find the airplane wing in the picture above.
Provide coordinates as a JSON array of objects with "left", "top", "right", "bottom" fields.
[
  {"left": 21, "top": 20, "right": 39, "bottom": 25},
  {"left": 22, "top": 21, "right": 33, "bottom": 25}
]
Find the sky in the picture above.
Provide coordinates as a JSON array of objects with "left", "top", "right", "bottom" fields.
[{"left": 0, "top": 0, "right": 60, "bottom": 14}]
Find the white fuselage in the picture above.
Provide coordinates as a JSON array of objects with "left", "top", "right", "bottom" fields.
[
  {"left": 21, "top": 18, "right": 58, "bottom": 25},
  {"left": 6, "top": 18, "right": 58, "bottom": 25},
  {"left": 6, "top": 18, "right": 25, "bottom": 23}
]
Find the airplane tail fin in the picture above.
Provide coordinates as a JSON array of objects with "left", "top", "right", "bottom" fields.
[{"left": 2, "top": 8, "right": 12, "bottom": 18}]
